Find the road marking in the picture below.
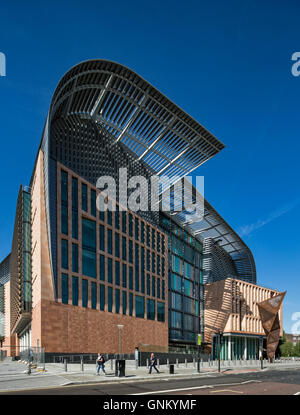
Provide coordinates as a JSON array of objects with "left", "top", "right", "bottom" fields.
[
  {"left": 210, "top": 389, "right": 244, "bottom": 394},
  {"left": 294, "top": 392, "right": 300, "bottom": 395},
  {"left": 131, "top": 380, "right": 261, "bottom": 395}
]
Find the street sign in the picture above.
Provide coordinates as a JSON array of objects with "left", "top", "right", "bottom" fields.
[{"left": 197, "top": 334, "right": 202, "bottom": 346}]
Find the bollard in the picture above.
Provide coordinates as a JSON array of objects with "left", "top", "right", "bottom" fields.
[
  {"left": 136, "top": 359, "right": 138, "bottom": 370},
  {"left": 111, "top": 359, "right": 113, "bottom": 371},
  {"left": 208, "top": 358, "right": 210, "bottom": 367},
  {"left": 157, "top": 359, "right": 160, "bottom": 369},
  {"left": 147, "top": 358, "right": 149, "bottom": 369},
  {"left": 176, "top": 358, "right": 179, "bottom": 368},
  {"left": 80, "top": 356, "right": 84, "bottom": 372},
  {"left": 193, "top": 357, "right": 195, "bottom": 368},
  {"left": 201, "top": 358, "right": 203, "bottom": 367},
  {"left": 167, "top": 358, "right": 169, "bottom": 368},
  {"left": 64, "top": 358, "right": 67, "bottom": 372},
  {"left": 185, "top": 358, "right": 187, "bottom": 368}
]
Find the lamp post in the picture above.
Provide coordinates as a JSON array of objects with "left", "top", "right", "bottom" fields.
[{"left": 117, "top": 324, "right": 124, "bottom": 355}]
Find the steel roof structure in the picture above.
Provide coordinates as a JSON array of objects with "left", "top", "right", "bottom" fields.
[{"left": 49, "top": 59, "right": 225, "bottom": 186}]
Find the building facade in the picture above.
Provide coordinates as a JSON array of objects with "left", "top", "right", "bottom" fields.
[
  {"left": 0, "top": 59, "right": 281, "bottom": 357},
  {"left": 204, "top": 278, "right": 284, "bottom": 359}
]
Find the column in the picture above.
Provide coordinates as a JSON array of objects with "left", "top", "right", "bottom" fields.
[{"left": 228, "top": 336, "right": 232, "bottom": 360}]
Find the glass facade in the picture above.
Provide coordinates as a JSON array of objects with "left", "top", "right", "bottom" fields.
[{"left": 82, "top": 218, "right": 96, "bottom": 278}]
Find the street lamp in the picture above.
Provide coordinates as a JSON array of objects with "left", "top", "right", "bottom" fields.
[{"left": 117, "top": 324, "right": 124, "bottom": 355}]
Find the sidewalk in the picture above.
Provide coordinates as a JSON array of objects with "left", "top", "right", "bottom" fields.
[{"left": 0, "top": 359, "right": 300, "bottom": 393}]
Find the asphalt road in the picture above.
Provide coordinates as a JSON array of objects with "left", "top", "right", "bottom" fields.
[{"left": 1, "top": 367, "right": 300, "bottom": 395}]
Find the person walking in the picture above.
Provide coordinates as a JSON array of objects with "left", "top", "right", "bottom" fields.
[
  {"left": 148, "top": 352, "right": 159, "bottom": 374},
  {"left": 96, "top": 353, "right": 106, "bottom": 375}
]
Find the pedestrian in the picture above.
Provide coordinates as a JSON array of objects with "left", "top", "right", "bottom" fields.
[
  {"left": 148, "top": 352, "right": 159, "bottom": 374},
  {"left": 96, "top": 353, "right": 106, "bottom": 375}
]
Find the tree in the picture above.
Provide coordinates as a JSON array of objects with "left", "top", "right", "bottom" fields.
[
  {"left": 294, "top": 342, "right": 300, "bottom": 357},
  {"left": 280, "top": 342, "right": 294, "bottom": 357}
]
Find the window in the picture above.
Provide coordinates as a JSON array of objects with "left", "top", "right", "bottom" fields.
[
  {"left": 135, "top": 218, "right": 139, "bottom": 240},
  {"left": 184, "top": 279, "right": 193, "bottom": 297},
  {"left": 152, "top": 276, "right": 156, "bottom": 297},
  {"left": 122, "top": 264, "right": 127, "bottom": 288},
  {"left": 115, "top": 233, "right": 120, "bottom": 257},
  {"left": 115, "top": 205, "right": 119, "bottom": 229},
  {"left": 91, "top": 282, "right": 97, "bottom": 309},
  {"left": 108, "top": 258, "right": 113, "bottom": 283},
  {"left": 82, "top": 218, "right": 96, "bottom": 278},
  {"left": 91, "top": 189, "right": 96, "bottom": 216},
  {"left": 171, "top": 273, "right": 182, "bottom": 292},
  {"left": 146, "top": 225, "right": 150, "bottom": 246},
  {"left": 135, "top": 295, "right": 144, "bottom": 319},
  {"left": 147, "top": 250, "right": 150, "bottom": 272},
  {"left": 162, "top": 280, "right": 165, "bottom": 300},
  {"left": 156, "top": 233, "right": 160, "bottom": 252},
  {"left": 115, "top": 261, "right": 120, "bottom": 286},
  {"left": 122, "top": 291, "right": 127, "bottom": 315},
  {"left": 100, "top": 254, "right": 105, "bottom": 281},
  {"left": 162, "top": 257, "right": 165, "bottom": 277},
  {"left": 147, "top": 299, "right": 155, "bottom": 320},
  {"left": 82, "top": 279, "right": 88, "bottom": 308},
  {"left": 100, "top": 284, "right": 105, "bottom": 311},
  {"left": 72, "top": 276, "right": 78, "bottom": 306},
  {"left": 122, "top": 211, "right": 127, "bottom": 233},
  {"left": 129, "top": 267, "right": 133, "bottom": 290},
  {"left": 171, "top": 293, "right": 182, "bottom": 310},
  {"left": 107, "top": 229, "right": 112, "bottom": 254},
  {"left": 61, "top": 273, "right": 68, "bottom": 304},
  {"left": 72, "top": 243, "right": 78, "bottom": 273},
  {"left": 157, "top": 278, "right": 161, "bottom": 298},
  {"left": 72, "top": 177, "right": 78, "bottom": 239},
  {"left": 171, "top": 311, "right": 182, "bottom": 329},
  {"left": 141, "top": 222, "right": 144, "bottom": 244},
  {"left": 157, "top": 302, "right": 165, "bottom": 322},
  {"left": 61, "top": 239, "right": 68, "bottom": 270},
  {"left": 129, "top": 214, "right": 133, "bottom": 237},
  {"left": 129, "top": 240, "right": 133, "bottom": 263},
  {"left": 122, "top": 237, "right": 127, "bottom": 260},
  {"left": 161, "top": 235, "right": 165, "bottom": 254},
  {"left": 99, "top": 225, "right": 105, "bottom": 251},
  {"left": 129, "top": 293, "right": 133, "bottom": 316},
  {"left": 135, "top": 243, "right": 139, "bottom": 292},
  {"left": 147, "top": 274, "right": 150, "bottom": 296},
  {"left": 81, "top": 183, "right": 88, "bottom": 212},
  {"left": 108, "top": 287, "right": 113, "bottom": 312},
  {"left": 152, "top": 252, "right": 155, "bottom": 273},
  {"left": 152, "top": 229, "right": 155, "bottom": 249},
  {"left": 99, "top": 194, "right": 105, "bottom": 221},
  {"left": 115, "top": 289, "right": 120, "bottom": 314},
  {"left": 156, "top": 255, "right": 160, "bottom": 276},
  {"left": 107, "top": 209, "right": 112, "bottom": 226},
  {"left": 61, "top": 171, "right": 68, "bottom": 235}
]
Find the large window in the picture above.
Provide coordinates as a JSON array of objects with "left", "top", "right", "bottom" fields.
[
  {"left": 81, "top": 183, "right": 88, "bottom": 212},
  {"left": 129, "top": 240, "right": 133, "bottom": 263},
  {"left": 91, "top": 282, "right": 97, "bottom": 309},
  {"left": 61, "top": 171, "right": 68, "bottom": 235},
  {"left": 99, "top": 225, "right": 105, "bottom": 251},
  {"left": 100, "top": 254, "right": 105, "bottom": 281},
  {"left": 115, "top": 205, "right": 119, "bottom": 229},
  {"left": 100, "top": 284, "right": 105, "bottom": 311},
  {"left": 171, "top": 310, "right": 182, "bottom": 329},
  {"left": 107, "top": 229, "right": 112, "bottom": 254},
  {"left": 72, "top": 177, "right": 78, "bottom": 239},
  {"left": 115, "top": 261, "right": 120, "bottom": 286},
  {"left": 152, "top": 276, "right": 156, "bottom": 297},
  {"left": 135, "top": 295, "right": 144, "bottom": 319},
  {"left": 82, "top": 218, "right": 96, "bottom": 278},
  {"left": 122, "top": 291, "right": 127, "bottom": 315},
  {"left": 135, "top": 218, "right": 139, "bottom": 240},
  {"left": 61, "top": 273, "right": 68, "bottom": 304},
  {"left": 115, "top": 289, "right": 120, "bottom": 314},
  {"left": 141, "top": 222, "right": 144, "bottom": 243},
  {"left": 108, "top": 258, "right": 112, "bottom": 283},
  {"left": 61, "top": 239, "right": 68, "bottom": 270},
  {"left": 115, "top": 233, "right": 120, "bottom": 257},
  {"left": 129, "top": 214, "right": 133, "bottom": 237},
  {"left": 91, "top": 189, "right": 96, "bottom": 216},
  {"left": 122, "top": 211, "right": 127, "bottom": 233},
  {"left": 108, "top": 287, "right": 113, "bottom": 312},
  {"left": 135, "top": 243, "right": 139, "bottom": 292},
  {"left": 129, "top": 293, "right": 133, "bottom": 316},
  {"left": 157, "top": 302, "right": 165, "bottom": 322},
  {"left": 129, "top": 267, "right": 133, "bottom": 290},
  {"left": 171, "top": 292, "right": 182, "bottom": 310},
  {"left": 82, "top": 279, "right": 88, "bottom": 308},
  {"left": 72, "top": 243, "right": 78, "bottom": 273},
  {"left": 122, "top": 237, "right": 127, "bottom": 260},
  {"left": 72, "top": 276, "right": 78, "bottom": 306},
  {"left": 122, "top": 264, "right": 127, "bottom": 288},
  {"left": 147, "top": 299, "right": 155, "bottom": 320}
]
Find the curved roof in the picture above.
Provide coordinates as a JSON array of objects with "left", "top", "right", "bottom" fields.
[{"left": 48, "top": 59, "right": 225, "bottom": 182}]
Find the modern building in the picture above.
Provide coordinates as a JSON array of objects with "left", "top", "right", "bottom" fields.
[
  {"left": 204, "top": 278, "right": 284, "bottom": 359},
  {"left": 286, "top": 333, "right": 300, "bottom": 346},
  {"left": 0, "top": 59, "right": 283, "bottom": 358}
]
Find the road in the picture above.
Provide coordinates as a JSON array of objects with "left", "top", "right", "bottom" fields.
[{"left": 1, "top": 367, "right": 300, "bottom": 395}]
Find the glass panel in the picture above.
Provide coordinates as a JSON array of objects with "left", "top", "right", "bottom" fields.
[
  {"left": 91, "top": 189, "right": 96, "bottom": 216},
  {"left": 81, "top": 183, "right": 87, "bottom": 212},
  {"left": 72, "top": 276, "right": 78, "bottom": 306},
  {"left": 122, "top": 291, "right": 127, "bottom": 315},
  {"left": 135, "top": 295, "right": 144, "bottom": 319},
  {"left": 157, "top": 302, "right": 165, "bottom": 322},
  {"left": 82, "top": 279, "right": 88, "bottom": 308},
  {"left": 129, "top": 293, "right": 133, "bottom": 316},
  {"left": 108, "top": 287, "right": 113, "bottom": 312},
  {"left": 72, "top": 243, "right": 78, "bottom": 273},
  {"left": 122, "top": 263, "right": 127, "bottom": 288},
  {"left": 115, "top": 261, "right": 120, "bottom": 286},
  {"left": 115, "top": 289, "right": 120, "bottom": 314},
  {"left": 108, "top": 258, "right": 112, "bottom": 283},
  {"left": 147, "top": 299, "right": 155, "bottom": 320},
  {"left": 82, "top": 249, "right": 96, "bottom": 278},
  {"left": 61, "top": 239, "right": 68, "bottom": 270},
  {"left": 100, "top": 254, "right": 105, "bottom": 281},
  {"left": 91, "top": 282, "right": 97, "bottom": 309},
  {"left": 115, "top": 232, "right": 120, "bottom": 257},
  {"left": 100, "top": 284, "right": 105, "bottom": 311},
  {"left": 99, "top": 225, "right": 105, "bottom": 251},
  {"left": 61, "top": 273, "right": 68, "bottom": 304}
]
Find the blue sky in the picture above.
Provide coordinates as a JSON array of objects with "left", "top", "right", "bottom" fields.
[{"left": 0, "top": 0, "right": 299, "bottom": 333}]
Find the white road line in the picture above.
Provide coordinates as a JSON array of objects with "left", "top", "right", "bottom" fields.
[{"left": 130, "top": 380, "right": 262, "bottom": 395}]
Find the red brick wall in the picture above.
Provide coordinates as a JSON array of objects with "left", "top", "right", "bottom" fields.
[{"left": 40, "top": 300, "right": 168, "bottom": 354}]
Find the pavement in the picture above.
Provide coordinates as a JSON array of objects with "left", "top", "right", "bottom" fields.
[{"left": 0, "top": 358, "right": 300, "bottom": 393}]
